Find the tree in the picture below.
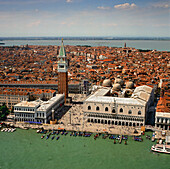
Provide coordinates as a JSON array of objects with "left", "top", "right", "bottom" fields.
[
  {"left": 11, "top": 106, "right": 14, "bottom": 114},
  {"left": 0, "top": 103, "right": 10, "bottom": 121}
]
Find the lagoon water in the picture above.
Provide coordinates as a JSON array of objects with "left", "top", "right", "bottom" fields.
[
  {"left": 2, "top": 40, "right": 170, "bottom": 51},
  {"left": 0, "top": 129, "right": 169, "bottom": 169}
]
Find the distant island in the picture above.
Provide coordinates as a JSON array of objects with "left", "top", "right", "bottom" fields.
[{"left": 0, "top": 37, "right": 170, "bottom": 41}]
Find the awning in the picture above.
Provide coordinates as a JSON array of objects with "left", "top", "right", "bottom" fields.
[{"left": 25, "top": 121, "right": 42, "bottom": 124}]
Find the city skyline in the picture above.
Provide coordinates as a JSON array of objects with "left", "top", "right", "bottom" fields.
[{"left": 0, "top": 0, "right": 170, "bottom": 37}]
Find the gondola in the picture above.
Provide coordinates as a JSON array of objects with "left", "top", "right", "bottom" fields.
[{"left": 56, "top": 136, "right": 60, "bottom": 140}]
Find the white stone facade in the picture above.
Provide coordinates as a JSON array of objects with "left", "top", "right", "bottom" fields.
[
  {"left": 14, "top": 94, "right": 64, "bottom": 124},
  {"left": 155, "top": 112, "right": 170, "bottom": 130},
  {"left": 83, "top": 85, "right": 154, "bottom": 127}
]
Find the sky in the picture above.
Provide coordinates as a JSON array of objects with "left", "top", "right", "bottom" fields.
[{"left": 0, "top": 0, "right": 169, "bottom": 37}]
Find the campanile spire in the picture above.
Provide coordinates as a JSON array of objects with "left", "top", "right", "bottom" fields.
[{"left": 57, "top": 39, "right": 68, "bottom": 102}]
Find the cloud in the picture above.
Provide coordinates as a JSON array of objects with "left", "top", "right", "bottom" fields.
[
  {"left": 60, "top": 21, "right": 75, "bottom": 26},
  {"left": 27, "top": 20, "right": 41, "bottom": 27},
  {"left": 152, "top": 3, "right": 169, "bottom": 8},
  {"left": 35, "top": 9, "right": 39, "bottom": 12},
  {"left": 114, "top": 3, "right": 137, "bottom": 9},
  {"left": 102, "top": 23, "right": 118, "bottom": 27},
  {"left": 97, "top": 6, "right": 111, "bottom": 10},
  {"left": 153, "top": 23, "right": 170, "bottom": 27},
  {"left": 66, "top": 0, "right": 72, "bottom": 3}
]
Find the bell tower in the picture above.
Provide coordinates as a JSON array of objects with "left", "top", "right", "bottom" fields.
[{"left": 57, "top": 39, "right": 68, "bottom": 102}]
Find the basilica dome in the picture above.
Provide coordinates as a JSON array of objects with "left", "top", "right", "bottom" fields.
[
  {"left": 126, "top": 81, "right": 134, "bottom": 89},
  {"left": 114, "top": 78, "right": 124, "bottom": 86},
  {"left": 102, "top": 79, "right": 112, "bottom": 87},
  {"left": 112, "top": 83, "right": 121, "bottom": 91}
]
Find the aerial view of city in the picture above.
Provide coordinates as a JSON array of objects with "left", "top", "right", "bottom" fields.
[{"left": 0, "top": 0, "right": 170, "bottom": 169}]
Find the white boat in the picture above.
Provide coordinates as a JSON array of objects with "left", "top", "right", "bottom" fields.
[
  {"left": 159, "top": 139, "right": 163, "bottom": 144},
  {"left": 1, "top": 128, "right": 5, "bottom": 132},
  {"left": 152, "top": 136, "right": 155, "bottom": 142},
  {"left": 11, "top": 128, "right": 16, "bottom": 132},
  {"left": 151, "top": 144, "right": 170, "bottom": 154}
]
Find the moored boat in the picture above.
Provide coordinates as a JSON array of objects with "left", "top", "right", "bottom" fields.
[
  {"left": 64, "top": 132, "right": 68, "bottom": 136},
  {"left": 11, "top": 128, "right": 16, "bottom": 132},
  {"left": 1, "top": 128, "right": 5, "bottom": 132},
  {"left": 151, "top": 144, "right": 170, "bottom": 154},
  {"left": 134, "top": 136, "right": 143, "bottom": 142},
  {"left": 152, "top": 133, "right": 155, "bottom": 142},
  {"left": 159, "top": 139, "right": 163, "bottom": 144},
  {"left": 146, "top": 135, "right": 151, "bottom": 140},
  {"left": 125, "top": 140, "right": 127, "bottom": 145},
  {"left": 41, "top": 135, "right": 45, "bottom": 139},
  {"left": 152, "top": 136, "right": 155, "bottom": 142},
  {"left": 56, "top": 136, "right": 60, "bottom": 140}
]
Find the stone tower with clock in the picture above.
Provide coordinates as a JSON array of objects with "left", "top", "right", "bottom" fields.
[{"left": 57, "top": 39, "right": 68, "bottom": 102}]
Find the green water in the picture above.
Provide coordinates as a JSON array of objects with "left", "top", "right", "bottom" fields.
[{"left": 0, "top": 129, "right": 169, "bottom": 169}]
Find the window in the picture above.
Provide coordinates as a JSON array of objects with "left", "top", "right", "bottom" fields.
[
  {"left": 105, "top": 107, "right": 108, "bottom": 111},
  {"left": 96, "top": 106, "right": 100, "bottom": 111},
  {"left": 112, "top": 109, "right": 115, "bottom": 113},
  {"left": 88, "top": 106, "right": 91, "bottom": 110},
  {"left": 128, "top": 110, "right": 132, "bottom": 114},
  {"left": 120, "top": 108, "right": 123, "bottom": 113},
  {"left": 138, "top": 111, "right": 141, "bottom": 115},
  {"left": 59, "top": 65, "right": 64, "bottom": 69}
]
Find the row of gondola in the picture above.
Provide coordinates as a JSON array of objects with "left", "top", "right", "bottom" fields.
[
  {"left": 39, "top": 130, "right": 129, "bottom": 145},
  {"left": 41, "top": 133, "right": 60, "bottom": 140},
  {"left": 40, "top": 130, "right": 93, "bottom": 140}
]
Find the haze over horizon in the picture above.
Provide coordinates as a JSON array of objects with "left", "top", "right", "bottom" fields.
[{"left": 0, "top": 0, "right": 170, "bottom": 37}]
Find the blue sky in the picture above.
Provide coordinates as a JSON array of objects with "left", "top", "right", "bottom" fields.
[{"left": 0, "top": 0, "right": 169, "bottom": 37}]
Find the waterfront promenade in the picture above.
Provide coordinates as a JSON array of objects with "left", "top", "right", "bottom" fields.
[{"left": 4, "top": 94, "right": 169, "bottom": 137}]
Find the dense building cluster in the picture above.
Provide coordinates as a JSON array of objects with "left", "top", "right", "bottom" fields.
[
  {"left": 0, "top": 44, "right": 169, "bottom": 87},
  {"left": 155, "top": 79, "right": 170, "bottom": 130},
  {"left": 0, "top": 42, "right": 169, "bottom": 130}
]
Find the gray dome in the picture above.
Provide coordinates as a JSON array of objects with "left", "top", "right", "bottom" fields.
[
  {"left": 102, "top": 79, "right": 112, "bottom": 87},
  {"left": 114, "top": 78, "right": 124, "bottom": 86},
  {"left": 112, "top": 83, "right": 121, "bottom": 91},
  {"left": 126, "top": 81, "right": 134, "bottom": 89}
]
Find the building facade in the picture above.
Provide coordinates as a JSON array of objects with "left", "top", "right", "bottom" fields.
[
  {"left": 0, "top": 92, "right": 28, "bottom": 109},
  {"left": 0, "top": 88, "right": 56, "bottom": 109},
  {"left": 155, "top": 81, "right": 170, "bottom": 130},
  {"left": 14, "top": 94, "right": 64, "bottom": 123},
  {"left": 83, "top": 85, "right": 154, "bottom": 127}
]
